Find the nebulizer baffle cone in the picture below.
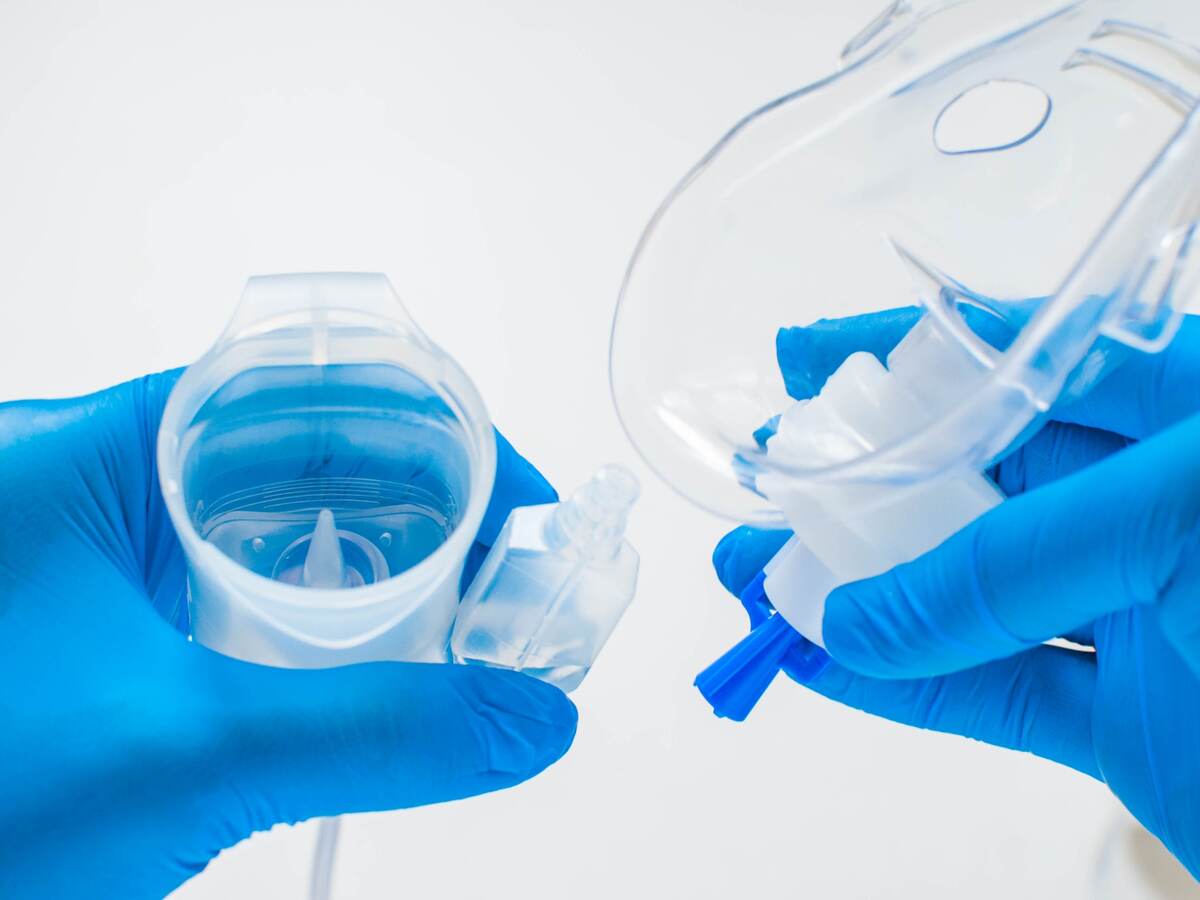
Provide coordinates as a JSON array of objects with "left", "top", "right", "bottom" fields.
[
  {"left": 610, "top": 1, "right": 1200, "bottom": 719},
  {"left": 301, "top": 510, "right": 350, "bottom": 590}
]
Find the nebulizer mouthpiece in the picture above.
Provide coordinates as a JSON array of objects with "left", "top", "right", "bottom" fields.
[{"left": 610, "top": 0, "right": 1200, "bottom": 719}]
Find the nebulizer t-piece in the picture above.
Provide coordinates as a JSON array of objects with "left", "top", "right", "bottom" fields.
[{"left": 610, "top": 0, "right": 1200, "bottom": 719}]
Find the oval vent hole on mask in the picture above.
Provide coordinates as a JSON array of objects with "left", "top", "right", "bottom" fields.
[{"left": 934, "top": 80, "right": 1052, "bottom": 155}]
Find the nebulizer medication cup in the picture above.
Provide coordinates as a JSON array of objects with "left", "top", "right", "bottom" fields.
[
  {"left": 157, "top": 272, "right": 497, "bottom": 668},
  {"left": 609, "top": 0, "right": 1200, "bottom": 719}
]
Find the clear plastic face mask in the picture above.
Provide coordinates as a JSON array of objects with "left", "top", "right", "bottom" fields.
[
  {"left": 610, "top": 0, "right": 1200, "bottom": 527},
  {"left": 611, "top": 1, "right": 1200, "bottom": 719},
  {"left": 158, "top": 273, "right": 496, "bottom": 668}
]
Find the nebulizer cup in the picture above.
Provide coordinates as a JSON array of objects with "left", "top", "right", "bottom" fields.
[
  {"left": 157, "top": 272, "right": 496, "bottom": 668},
  {"left": 610, "top": 0, "right": 1200, "bottom": 718},
  {"left": 158, "top": 272, "right": 496, "bottom": 900}
]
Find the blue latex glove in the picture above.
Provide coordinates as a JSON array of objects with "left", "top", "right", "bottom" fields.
[
  {"left": 714, "top": 309, "right": 1200, "bottom": 880},
  {"left": 0, "top": 370, "right": 577, "bottom": 899}
]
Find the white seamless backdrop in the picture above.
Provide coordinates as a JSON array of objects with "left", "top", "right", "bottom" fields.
[{"left": 0, "top": 2, "right": 1120, "bottom": 898}]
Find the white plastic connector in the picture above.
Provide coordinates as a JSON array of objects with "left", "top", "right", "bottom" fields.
[{"left": 759, "top": 317, "right": 1004, "bottom": 646}]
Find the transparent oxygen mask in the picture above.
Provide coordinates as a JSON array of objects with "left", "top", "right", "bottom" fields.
[
  {"left": 609, "top": 0, "right": 1200, "bottom": 718},
  {"left": 157, "top": 273, "right": 496, "bottom": 668}
]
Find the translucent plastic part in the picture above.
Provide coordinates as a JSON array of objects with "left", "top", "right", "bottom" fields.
[
  {"left": 611, "top": 0, "right": 1200, "bottom": 527},
  {"left": 299, "top": 510, "right": 352, "bottom": 589},
  {"left": 756, "top": 318, "right": 1003, "bottom": 644},
  {"left": 450, "top": 466, "right": 641, "bottom": 692},
  {"left": 695, "top": 321, "right": 1008, "bottom": 720},
  {"left": 157, "top": 273, "right": 496, "bottom": 668}
]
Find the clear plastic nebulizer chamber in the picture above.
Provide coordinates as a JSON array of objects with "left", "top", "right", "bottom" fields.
[
  {"left": 158, "top": 273, "right": 641, "bottom": 900},
  {"left": 158, "top": 272, "right": 496, "bottom": 668},
  {"left": 159, "top": 270, "right": 641, "bottom": 687},
  {"left": 609, "top": 0, "right": 1200, "bottom": 719}
]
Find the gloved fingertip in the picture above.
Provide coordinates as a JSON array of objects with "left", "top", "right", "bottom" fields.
[
  {"left": 959, "top": 303, "right": 1022, "bottom": 352},
  {"left": 712, "top": 527, "right": 793, "bottom": 597},
  {"left": 712, "top": 528, "right": 742, "bottom": 585},
  {"left": 712, "top": 527, "right": 757, "bottom": 594},
  {"left": 753, "top": 415, "right": 780, "bottom": 449},
  {"left": 821, "top": 578, "right": 911, "bottom": 679},
  {"left": 780, "top": 639, "right": 834, "bottom": 686},
  {"left": 495, "top": 429, "right": 558, "bottom": 505},
  {"left": 776, "top": 327, "right": 822, "bottom": 400},
  {"left": 460, "top": 541, "right": 492, "bottom": 592},
  {"left": 455, "top": 666, "right": 578, "bottom": 777},
  {"left": 479, "top": 430, "right": 559, "bottom": 545}
]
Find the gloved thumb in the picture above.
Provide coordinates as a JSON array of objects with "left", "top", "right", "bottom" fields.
[{"left": 197, "top": 655, "right": 577, "bottom": 841}]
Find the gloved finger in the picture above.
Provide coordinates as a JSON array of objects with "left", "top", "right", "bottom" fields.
[
  {"left": 0, "top": 371, "right": 191, "bottom": 629},
  {"left": 131, "top": 371, "right": 190, "bottom": 629},
  {"left": 772, "top": 305, "right": 1126, "bottom": 498},
  {"left": 1154, "top": 532, "right": 1200, "bottom": 679},
  {"left": 777, "top": 307, "right": 920, "bottom": 400},
  {"left": 1059, "top": 625, "right": 1096, "bottom": 648},
  {"left": 207, "top": 655, "right": 577, "bottom": 839},
  {"left": 477, "top": 430, "right": 557, "bottom": 545},
  {"left": 463, "top": 429, "right": 558, "bottom": 589},
  {"left": 1051, "top": 316, "right": 1200, "bottom": 440},
  {"left": 989, "top": 421, "right": 1131, "bottom": 496},
  {"left": 713, "top": 527, "right": 1098, "bottom": 776},
  {"left": 712, "top": 526, "right": 793, "bottom": 597},
  {"left": 712, "top": 526, "right": 794, "bottom": 629},
  {"left": 776, "top": 303, "right": 1033, "bottom": 401},
  {"left": 823, "top": 414, "right": 1200, "bottom": 679},
  {"left": 777, "top": 305, "right": 1200, "bottom": 442},
  {"left": 714, "top": 517, "right": 1100, "bottom": 653},
  {"left": 798, "top": 645, "right": 1099, "bottom": 779},
  {"left": 750, "top": 413, "right": 1130, "bottom": 499}
]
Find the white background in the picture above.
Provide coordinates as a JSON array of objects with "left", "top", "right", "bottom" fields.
[{"left": 0, "top": 1, "right": 1146, "bottom": 897}]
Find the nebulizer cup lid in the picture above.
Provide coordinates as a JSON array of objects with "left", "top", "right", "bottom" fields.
[
  {"left": 158, "top": 273, "right": 496, "bottom": 666},
  {"left": 611, "top": 0, "right": 1200, "bottom": 527}
]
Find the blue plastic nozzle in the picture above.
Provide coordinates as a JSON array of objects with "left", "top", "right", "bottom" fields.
[
  {"left": 695, "top": 613, "right": 798, "bottom": 721},
  {"left": 695, "top": 570, "right": 833, "bottom": 721}
]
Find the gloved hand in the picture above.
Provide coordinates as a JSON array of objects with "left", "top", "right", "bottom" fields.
[
  {"left": 714, "top": 309, "right": 1200, "bottom": 880},
  {"left": 0, "top": 370, "right": 577, "bottom": 899}
]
